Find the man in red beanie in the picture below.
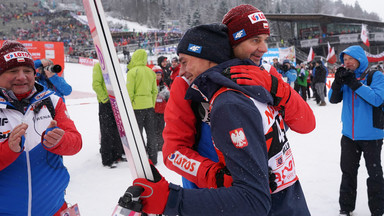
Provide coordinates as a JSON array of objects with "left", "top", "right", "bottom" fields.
[
  {"left": 119, "top": 23, "right": 311, "bottom": 216},
  {"left": 0, "top": 40, "right": 82, "bottom": 215},
  {"left": 222, "top": 4, "right": 270, "bottom": 64},
  {"left": 163, "top": 3, "right": 314, "bottom": 189},
  {"left": 222, "top": 4, "right": 314, "bottom": 132}
]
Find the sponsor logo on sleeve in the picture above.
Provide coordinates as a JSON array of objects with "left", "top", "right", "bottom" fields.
[
  {"left": 229, "top": 128, "right": 248, "bottom": 148},
  {"left": 168, "top": 151, "right": 200, "bottom": 176}
]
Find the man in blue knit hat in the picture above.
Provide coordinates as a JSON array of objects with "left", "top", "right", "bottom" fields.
[{"left": 119, "top": 23, "right": 310, "bottom": 216}]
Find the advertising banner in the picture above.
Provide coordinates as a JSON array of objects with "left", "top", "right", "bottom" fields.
[
  {"left": 300, "top": 38, "right": 319, "bottom": 48},
  {"left": 0, "top": 40, "right": 65, "bottom": 74},
  {"left": 279, "top": 46, "right": 296, "bottom": 65}
]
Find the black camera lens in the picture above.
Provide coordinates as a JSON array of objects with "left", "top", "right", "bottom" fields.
[
  {"left": 44, "top": 65, "right": 62, "bottom": 73},
  {"left": 282, "top": 65, "right": 289, "bottom": 71}
]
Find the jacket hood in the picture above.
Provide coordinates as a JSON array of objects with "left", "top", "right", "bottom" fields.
[
  {"left": 185, "top": 58, "right": 273, "bottom": 105},
  {"left": 128, "top": 49, "right": 147, "bottom": 70},
  {"left": 340, "top": 45, "right": 368, "bottom": 75}
]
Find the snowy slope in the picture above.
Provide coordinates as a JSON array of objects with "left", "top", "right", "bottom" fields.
[
  {"left": 62, "top": 62, "right": 382, "bottom": 216},
  {"left": 74, "top": 15, "right": 157, "bottom": 32}
]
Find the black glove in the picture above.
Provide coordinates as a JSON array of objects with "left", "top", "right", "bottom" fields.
[
  {"left": 342, "top": 71, "right": 362, "bottom": 91},
  {"left": 215, "top": 166, "right": 232, "bottom": 188},
  {"left": 331, "top": 67, "right": 345, "bottom": 90},
  {"left": 118, "top": 185, "right": 144, "bottom": 212},
  {"left": 118, "top": 163, "right": 170, "bottom": 214},
  {"left": 336, "top": 67, "right": 346, "bottom": 83}
]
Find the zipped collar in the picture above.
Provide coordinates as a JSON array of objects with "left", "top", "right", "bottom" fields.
[
  {"left": 0, "top": 82, "right": 54, "bottom": 114},
  {"left": 185, "top": 58, "right": 274, "bottom": 105}
]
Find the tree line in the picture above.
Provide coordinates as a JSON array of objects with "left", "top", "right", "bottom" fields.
[{"left": 65, "top": 0, "right": 381, "bottom": 31}]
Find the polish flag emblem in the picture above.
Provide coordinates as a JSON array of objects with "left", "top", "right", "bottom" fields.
[{"left": 229, "top": 128, "right": 248, "bottom": 148}]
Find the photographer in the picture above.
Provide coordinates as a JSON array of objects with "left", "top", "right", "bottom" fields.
[
  {"left": 329, "top": 45, "right": 384, "bottom": 216},
  {"left": 278, "top": 59, "right": 297, "bottom": 87},
  {"left": 34, "top": 58, "right": 72, "bottom": 102}
]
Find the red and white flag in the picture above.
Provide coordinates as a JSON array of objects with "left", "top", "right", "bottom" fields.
[
  {"left": 326, "top": 42, "right": 337, "bottom": 64},
  {"left": 307, "top": 47, "right": 314, "bottom": 62},
  {"left": 361, "top": 24, "right": 370, "bottom": 47},
  {"left": 365, "top": 50, "right": 384, "bottom": 62}
]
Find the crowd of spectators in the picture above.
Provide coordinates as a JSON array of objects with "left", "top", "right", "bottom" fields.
[
  {"left": 1, "top": 1, "right": 95, "bottom": 58},
  {"left": 0, "top": 1, "right": 182, "bottom": 59},
  {"left": 113, "top": 31, "right": 182, "bottom": 51}
]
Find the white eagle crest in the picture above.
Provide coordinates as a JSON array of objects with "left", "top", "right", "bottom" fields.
[{"left": 230, "top": 129, "right": 248, "bottom": 148}]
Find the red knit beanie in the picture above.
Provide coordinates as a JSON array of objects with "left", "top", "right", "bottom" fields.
[
  {"left": 0, "top": 40, "right": 35, "bottom": 76},
  {"left": 222, "top": 4, "right": 270, "bottom": 47}
]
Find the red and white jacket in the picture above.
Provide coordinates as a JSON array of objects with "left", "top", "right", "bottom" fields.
[
  {"left": 163, "top": 64, "right": 315, "bottom": 189},
  {"left": 0, "top": 83, "right": 82, "bottom": 215}
]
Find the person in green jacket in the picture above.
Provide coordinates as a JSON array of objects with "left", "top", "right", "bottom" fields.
[
  {"left": 126, "top": 49, "right": 159, "bottom": 164},
  {"left": 294, "top": 63, "right": 309, "bottom": 101},
  {"left": 92, "top": 62, "right": 124, "bottom": 168}
]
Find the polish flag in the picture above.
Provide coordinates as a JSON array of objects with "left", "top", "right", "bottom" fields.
[
  {"left": 361, "top": 24, "right": 370, "bottom": 47},
  {"left": 326, "top": 42, "right": 337, "bottom": 64},
  {"left": 307, "top": 47, "right": 314, "bottom": 62}
]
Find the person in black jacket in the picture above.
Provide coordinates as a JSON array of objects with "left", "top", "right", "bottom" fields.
[
  {"left": 313, "top": 60, "right": 327, "bottom": 106},
  {"left": 157, "top": 56, "right": 171, "bottom": 86}
]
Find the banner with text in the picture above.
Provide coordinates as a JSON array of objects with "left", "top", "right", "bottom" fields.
[
  {"left": 0, "top": 40, "right": 65, "bottom": 73},
  {"left": 339, "top": 34, "right": 359, "bottom": 44},
  {"left": 300, "top": 38, "right": 319, "bottom": 48}
]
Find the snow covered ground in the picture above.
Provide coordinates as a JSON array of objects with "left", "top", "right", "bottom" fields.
[{"left": 61, "top": 62, "right": 383, "bottom": 216}]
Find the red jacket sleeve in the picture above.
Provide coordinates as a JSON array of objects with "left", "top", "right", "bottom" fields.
[
  {"left": 269, "top": 66, "right": 316, "bottom": 134},
  {"left": 43, "top": 98, "right": 82, "bottom": 155},
  {"left": 0, "top": 140, "right": 22, "bottom": 171},
  {"left": 162, "top": 77, "right": 218, "bottom": 188},
  {"left": 284, "top": 87, "right": 316, "bottom": 133}
]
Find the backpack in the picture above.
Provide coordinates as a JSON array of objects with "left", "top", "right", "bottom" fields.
[{"left": 366, "top": 70, "right": 384, "bottom": 129}]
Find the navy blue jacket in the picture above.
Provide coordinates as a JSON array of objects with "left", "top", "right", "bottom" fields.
[{"left": 164, "top": 59, "right": 310, "bottom": 216}]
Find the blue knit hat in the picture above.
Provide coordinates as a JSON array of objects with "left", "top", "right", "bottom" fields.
[{"left": 177, "top": 24, "right": 232, "bottom": 64}]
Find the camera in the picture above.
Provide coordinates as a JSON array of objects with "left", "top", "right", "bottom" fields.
[
  {"left": 337, "top": 66, "right": 354, "bottom": 79},
  {"left": 282, "top": 64, "right": 289, "bottom": 72},
  {"left": 44, "top": 65, "right": 62, "bottom": 73}
]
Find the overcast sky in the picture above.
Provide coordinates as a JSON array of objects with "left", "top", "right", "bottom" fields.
[{"left": 341, "top": 0, "right": 384, "bottom": 21}]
